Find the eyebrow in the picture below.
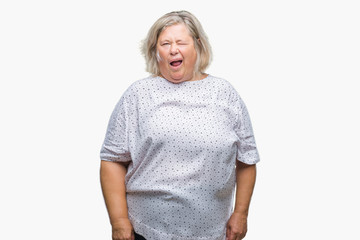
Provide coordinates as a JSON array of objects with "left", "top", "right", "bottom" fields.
[
  {"left": 158, "top": 39, "right": 169, "bottom": 44},
  {"left": 159, "top": 39, "right": 188, "bottom": 44}
]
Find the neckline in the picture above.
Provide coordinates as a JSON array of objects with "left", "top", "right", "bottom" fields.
[{"left": 158, "top": 74, "right": 211, "bottom": 85}]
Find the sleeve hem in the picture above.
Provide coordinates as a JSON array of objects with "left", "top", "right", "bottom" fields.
[
  {"left": 101, "top": 158, "right": 132, "bottom": 163},
  {"left": 236, "top": 150, "right": 260, "bottom": 165},
  {"left": 100, "top": 153, "right": 132, "bottom": 163}
]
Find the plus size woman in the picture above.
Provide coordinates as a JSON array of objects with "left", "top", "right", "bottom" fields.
[{"left": 100, "top": 10, "right": 260, "bottom": 240}]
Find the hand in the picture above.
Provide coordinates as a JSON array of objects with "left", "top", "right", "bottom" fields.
[
  {"left": 226, "top": 212, "right": 248, "bottom": 240},
  {"left": 111, "top": 218, "right": 135, "bottom": 240}
]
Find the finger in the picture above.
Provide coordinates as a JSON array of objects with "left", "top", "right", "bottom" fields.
[
  {"left": 235, "top": 229, "right": 242, "bottom": 240},
  {"left": 126, "top": 232, "right": 133, "bottom": 240},
  {"left": 237, "top": 232, "right": 246, "bottom": 240},
  {"left": 228, "top": 231, "right": 236, "bottom": 240},
  {"left": 227, "top": 225, "right": 235, "bottom": 240},
  {"left": 131, "top": 231, "right": 135, "bottom": 240},
  {"left": 226, "top": 226, "right": 231, "bottom": 240}
]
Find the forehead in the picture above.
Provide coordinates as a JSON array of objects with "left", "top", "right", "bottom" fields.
[{"left": 158, "top": 23, "right": 193, "bottom": 40}]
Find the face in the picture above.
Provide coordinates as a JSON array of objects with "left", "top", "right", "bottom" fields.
[{"left": 156, "top": 23, "right": 198, "bottom": 83}]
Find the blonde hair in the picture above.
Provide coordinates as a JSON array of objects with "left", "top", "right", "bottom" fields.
[{"left": 141, "top": 10, "right": 213, "bottom": 76}]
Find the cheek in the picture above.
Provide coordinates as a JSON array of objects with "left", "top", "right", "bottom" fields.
[
  {"left": 158, "top": 50, "right": 165, "bottom": 58},
  {"left": 181, "top": 47, "right": 195, "bottom": 58},
  {"left": 157, "top": 47, "right": 168, "bottom": 58},
  {"left": 186, "top": 50, "right": 197, "bottom": 63}
]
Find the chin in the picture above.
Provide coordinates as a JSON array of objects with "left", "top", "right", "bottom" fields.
[{"left": 170, "top": 73, "right": 185, "bottom": 81}]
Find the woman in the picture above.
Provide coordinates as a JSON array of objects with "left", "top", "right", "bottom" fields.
[{"left": 100, "top": 10, "right": 260, "bottom": 240}]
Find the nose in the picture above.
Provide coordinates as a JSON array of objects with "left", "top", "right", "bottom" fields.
[{"left": 170, "top": 44, "right": 179, "bottom": 55}]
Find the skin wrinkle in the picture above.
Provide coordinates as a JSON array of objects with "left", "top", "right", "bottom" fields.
[{"left": 156, "top": 23, "right": 205, "bottom": 84}]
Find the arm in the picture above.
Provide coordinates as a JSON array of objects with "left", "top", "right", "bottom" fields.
[
  {"left": 100, "top": 160, "right": 134, "bottom": 240},
  {"left": 226, "top": 161, "right": 257, "bottom": 240}
]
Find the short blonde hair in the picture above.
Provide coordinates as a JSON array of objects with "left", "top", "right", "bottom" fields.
[{"left": 141, "top": 10, "right": 213, "bottom": 76}]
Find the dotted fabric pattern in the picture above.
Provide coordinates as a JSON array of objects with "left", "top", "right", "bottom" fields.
[{"left": 100, "top": 74, "right": 260, "bottom": 240}]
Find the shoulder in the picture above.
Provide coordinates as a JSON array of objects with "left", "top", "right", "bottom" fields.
[
  {"left": 208, "top": 74, "right": 242, "bottom": 101},
  {"left": 209, "top": 74, "right": 239, "bottom": 92},
  {"left": 121, "top": 75, "right": 158, "bottom": 99},
  {"left": 130, "top": 75, "right": 159, "bottom": 88}
]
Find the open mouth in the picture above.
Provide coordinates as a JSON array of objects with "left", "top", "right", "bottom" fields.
[{"left": 170, "top": 60, "right": 183, "bottom": 67}]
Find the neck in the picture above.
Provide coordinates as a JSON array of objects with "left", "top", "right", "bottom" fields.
[
  {"left": 187, "top": 72, "right": 208, "bottom": 81},
  {"left": 158, "top": 72, "right": 208, "bottom": 84}
]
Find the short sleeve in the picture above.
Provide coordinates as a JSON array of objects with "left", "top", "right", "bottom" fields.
[
  {"left": 100, "top": 92, "right": 132, "bottom": 162},
  {"left": 234, "top": 95, "right": 260, "bottom": 165}
]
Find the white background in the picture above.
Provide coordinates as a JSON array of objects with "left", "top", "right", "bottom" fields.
[{"left": 1, "top": 0, "right": 359, "bottom": 239}]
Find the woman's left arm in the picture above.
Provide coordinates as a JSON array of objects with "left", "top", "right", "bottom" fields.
[{"left": 226, "top": 161, "right": 257, "bottom": 240}]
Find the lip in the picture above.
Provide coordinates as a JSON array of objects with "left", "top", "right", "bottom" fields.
[{"left": 169, "top": 58, "right": 183, "bottom": 70}]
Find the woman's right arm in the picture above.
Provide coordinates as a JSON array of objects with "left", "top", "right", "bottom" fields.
[{"left": 100, "top": 160, "right": 134, "bottom": 240}]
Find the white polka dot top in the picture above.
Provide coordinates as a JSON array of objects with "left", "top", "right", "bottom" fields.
[{"left": 100, "top": 74, "right": 260, "bottom": 240}]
